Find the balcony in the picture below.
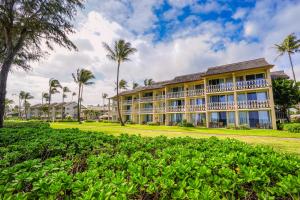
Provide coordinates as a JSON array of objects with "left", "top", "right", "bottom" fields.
[
  {"left": 154, "top": 95, "right": 165, "bottom": 101},
  {"left": 167, "top": 105, "right": 185, "bottom": 112},
  {"left": 187, "top": 104, "right": 206, "bottom": 112},
  {"left": 166, "top": 91, "right": 185, "bottom": 99},
  {"left": 208, "top": 102, "right": 235, "bottom": 110},
  {"left": 140, "top": 96, "right": 153, "bottom": 103},
  {"left": 187, "top": 89, "right": 204, "bottom": 97},
  {"left": 122, "top": 110, "right": 132, "bottom": 115},
  {"left": 236, "top": 79, "right": 269, "bottom": 90},
  {"left": 140, "top": 108, "right": 153, "bottom": 114},
  {"left": 154, "top": 107, "right": 165, "bottom": 113},
  {"left": 206, "top": 83, "right": 234, "bottom": 93},
  {"left": 123, "top": 100, "right": 132, "bottom": 105},
  {"left": 238, "top": 100, "right": 270, "bottom": 109}
]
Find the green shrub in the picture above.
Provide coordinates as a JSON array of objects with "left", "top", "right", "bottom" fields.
[
  {"left": 178, "top": 119, "right": 194, "bottom": 127},
  {"left": 284, "top": 123, "right": 300, "bottom": 133},
  {"left": 0, "top": 123, "right": 300, "bottom": 199},
  {"left": 147, "top": 121, "right": 160, "bottom": 126},
  {"left": 126, "top": 120, "right": 135, "bottom": 124},
  {"left": 3, "top": 121, "right": 50, "bottom": 129},
  {"left": 84, "top": 120, "right": 96, "bottom": 123},
  {"left": 237, "top": 124, "right": 250, "bottom": 130}
]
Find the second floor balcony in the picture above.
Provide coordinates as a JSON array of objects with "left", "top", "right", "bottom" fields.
[
  {"left": 206, "top": 83, "right": 234, "bottom": 93},
  {"left": 236, "top": 79, "right": 269, "bottom": 90},
  {"left": 140, "top": 108, "right": 153, "bottom": 114},
  {"left": 122, "top": 110, "right": 132, "bottom": 115},
  {"left": 187, "top": 89, "right": 204, "bottom": 97},
  {"left": 166, "top": 91, "right": 185, "bottom": 99},
  {"left": 237, "top": 100, "right": 270, "bottom": 109},
  {"left": 154, "top": 107, "right": 165, "bottom": 113},
  {"left": 187, "top": 104, "right": 206, "bottom": 112},
  {"left": 123, "top": 100, "right": 132, "bottom": 105},
  {"left": 167, "top": 105, "right": 185, "bottom": 112},
  {"left": 208, "top": 102, "right": 235, "bottom": 110},
  {"left": 140, "top": 96, "right": 153, "bottom": 103}
]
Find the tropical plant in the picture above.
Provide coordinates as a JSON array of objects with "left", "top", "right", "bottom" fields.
[
  {"left": 144, "top": 78, "right": 154, "bottom": 86},
  {"left": 61, "top": 87, "right": 71, "bottom": 119},
  {"left": 0, "top": 0, "right": 84, "bottom": 128},
  {"left": 72, "top": 69, "right": 95, "bottom": 123},
  {"left": 102, "top": 93, "right": 108, "bottom": 107},
  {"left": 275, "top": 33, "right": 300, "bottom": 82},
  {"left": 272, "top": 79, "right": 300, "bottom": 121},
  {"left": 103, "top": 40, "right": 137, "bottom": 126},
  {"left": 132, "top": 82, "right": 139, "bottom": 89},
  {"left": 23, "top": 92, "right": 34, "bottom": 120},
  {"left": 48, "top": 79, "right": 62, "bottom": 120},
  {"left": 4, "top": 99, "right": 14, "bottom": 118},
  {"left": 18, "top": 91, "right": 26, "bottom": 119},
  {"left": 71, "top": 92, "right": 76, "bottom": 102},
  {"left": 42, "top": 93, "right": 50, "bottom": 105},
  {"left": 119, "top": 79, "right": 128, "bottom": 91}
]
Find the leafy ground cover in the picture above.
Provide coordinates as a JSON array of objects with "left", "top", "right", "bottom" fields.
[
  {"left": 51, "top": 122, "right": 300, "bottom": 155},
  {"left": 1, "top": 122, "right": 300, "bottom": 199}
]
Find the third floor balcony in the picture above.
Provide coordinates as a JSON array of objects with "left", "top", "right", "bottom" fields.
[
  {"left": 208, "top": 102, "right": 235, "bottom": 110},
  {"left": 236, "top": 79, "right": 269, "bottom": 90},
  {"left": 237, "top": 100, "right": 270, "bottom": 109},
  {"left": 206, "top": 83, "right": 234, "bottom": 93}
]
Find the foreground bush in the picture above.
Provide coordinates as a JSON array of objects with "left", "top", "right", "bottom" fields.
[
  {"left": 284, "top": 123, "right": 300, "bottom": 133},
  {"left": 0, "top": 124, "right": 299, "bottom": 199}
]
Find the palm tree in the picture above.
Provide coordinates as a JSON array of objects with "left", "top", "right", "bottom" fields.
[
  {"left": 275, "top": 33, "right": 300, "bottom": 82},
  {"left": 72, "top": 68, "right": 95, "bottom": 123},
  {"left": 18, "top": 91, "right": 26, "bottom": 119},
  {"left": 61, "top": 86, "right": 71, "bottom": 119},
  {"left": 132, "top": 81, "right": 139, "bottom": 89},
  {"left": 119, "top": 79, "right": 128, "bottom": 91},
  {"left": 102, "top": 93, "right": 108, "bottom": 107},
  {"left": 4, "top": 99, "right": 14, "bottom": 118},
  {"left": 42, "top": 92, "right": 49, "bottom": 105},
  {"left": 103, "top": 39, "right": 137, "bottom": 126},
  {"left": 23, "top": 92, "right": 34, "bottom": 120},
  {"left": 71, "top": 92, "right": 76, "bottom": 102},
  {"left": 144, "top": 78, "right": 154, "bottom": 86},
  {"left": 48, "top": 79, "right": 62, "bottom": 120}
]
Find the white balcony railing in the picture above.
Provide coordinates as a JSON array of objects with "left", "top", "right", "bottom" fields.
[
  {"left": 154, "top": 95, "right": 165, "bottom": 101},
  {"left": 238, "top": 100, "right": 270, "bottom": 109},
  {"left": 187, "top": 104, "right": 206, "bottom": 112},
  {"left": 206, "top": 83, "right": 234, "bottom": 93},
  {"left": 187, "top": 89, "right": 204, "bottom": 97},
  {"left": 167, "top": 105, "right": 185, "bottom": 112},
  {"left": 122, "top": 110, "right": 132, "bottom": 115},
  {"left": 154, "top": 107, "right": 165, "bottom": 113},
  {"left": 236, "top": 79, "right": 269, "bottom": 90},
  {"left": 140, "top": 96, "right": 153, "bottom": 103},
  {"left": 140, "top": 108, "right": 153, "bottom": 114},
  {"left": 208, "top": 102, "right": 235, "bottom": 110},
  {"left": 122, "top": 100, "right": 132, "bottom": 105},
  {"left": 166, "top": 91, "right": 185, "bottom": 98}
]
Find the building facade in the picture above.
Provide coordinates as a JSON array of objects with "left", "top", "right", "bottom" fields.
[{"left": 110, "top": 58, "right": 282, "bottom": 129}]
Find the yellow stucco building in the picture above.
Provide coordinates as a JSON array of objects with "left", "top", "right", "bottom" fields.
[{"left": 110, "top": 58, "right": 287, "bottom": 129}]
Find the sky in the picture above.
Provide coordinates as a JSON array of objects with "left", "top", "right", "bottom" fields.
[{"left": 6, "top": 0, "right": 300, "bottom": 106}]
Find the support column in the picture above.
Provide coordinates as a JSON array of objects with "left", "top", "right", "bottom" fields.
[
  {"left": 232, "top": 73, "right": 239, "bottom": 127},
  {"left": 204, "top": 78, "right": 209, "bottom": 128},
  {"left": 267, "top": 68, "right": 277, "bottom": 130},
  {"left": 165, "top": 87, "right": 169, "bottom": 125},
  {"left": 184, "top": 83, "right": 188, "bottom": 122},
  {"left": 138, "top": 93, "right": 141, "bottom": 124}
]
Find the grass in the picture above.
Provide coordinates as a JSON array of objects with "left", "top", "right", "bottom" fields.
[{"left": 51, "top": 122, "right": 300, "bottom": 155}]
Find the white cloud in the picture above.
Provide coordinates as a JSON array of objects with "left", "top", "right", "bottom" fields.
[{"left": 232, "top": 8, "right": 248, "bottom": 20}]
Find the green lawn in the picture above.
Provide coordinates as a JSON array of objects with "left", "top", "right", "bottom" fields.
[{"left": 51, "top": 122, "right": 300, "bottom": 155}]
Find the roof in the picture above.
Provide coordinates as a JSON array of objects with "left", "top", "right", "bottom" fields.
[
  {"left": 270, "top": 70, "right": 289, "bottom": 79},
  {"left": 30, "top": 102, "right": 77, "bottom": 109},
  {"left": 205, "top": 58, "right": 272, "bottom": 76},
  {"left": 111, "top": 57, "right": 274, "bottom": 98}
]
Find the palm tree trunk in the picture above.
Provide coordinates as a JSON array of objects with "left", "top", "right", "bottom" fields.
[
  {"left": 0, "top": 62, "right": 10, "bottom": 128},
  {"left": 80, "top": 85, "right": 83, "bottom": 121},
  {"left": 24, "top": 100, "right": 27, "bottom": 120},
  {"left": 61, "top": 93, "right": 64, "bottom": 120},
  {"left": 116, "top": 61, "right": 125, "bottom": 126},
  {"left": 48, "top": 89, "right": 51, "bottom": 121},
  {"left": 18, "top": 96, "right": 21, "bottom": 119},
  {"left": 77, "top": 83, "right": 81, "bottom": 123},
  {"left": 288, "top": 52, "right": 297, "bottom": 83}
]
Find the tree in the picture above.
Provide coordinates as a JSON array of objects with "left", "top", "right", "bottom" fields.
[
  {"left": 0, "top": 0, "right": 84, "bottom": 127},
  {"left": 71, "top": 92, "right": 76, "bottom": 102},
  {"left": 275, "top": 33, "right": 300, "bottom": 82},
  {"left": 272, "top": 79, "right": 300, "bottom": 122},
  {"left": 144, "top": 78, "right": 154, "bottom": 86},
  {"left": 48, "top": 79, "right": 61, "bottom": 120},
  {"left": 72, "top": 69, "right": 95, "bottom": 123},
  {"left": 18, "top": 91, "right": 26, "bottom": 119},
  {"left": 61, "top": 86, "right": 70, "bottom": 119},
  {"left": 102, "top": 93, "right": 108, "bottom": 107},
  {"left": 4, "top": 99, "right": 14, "bottom": 118},
  {"left": 132, "top": 81, "right": 139, "bottom": 89},
  {"left": 119, "top": 79, "right": 128, "bottom": 91},
  {"left": 103, "top": 40, "right": 137, "bottom": 126},
  {"left": 23, "top": 92, "right": 34, "bottom": 120},
  {"left": 42, "top": 92, "right": 49, "bottom": 105}
]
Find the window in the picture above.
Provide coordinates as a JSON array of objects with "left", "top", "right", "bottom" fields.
[
  {"left": 227, "top": 95, "right": 234, "bottom": 102},
  {"left": 257, "top": 92, "right": 267, "bottom": 100},
  {"left": 238, "top": 94, "right": 247, "bottom": 101},
  {"left": 239, "top": 111, "right": 248, "bottom": 125},
  {"left": 236, "top": 76, "right": 244, "bottom": 82},
  {"left": 258, "top": 111, "right": 270, "bottom": 124},
  {"left": 246, "top": 73, "right": 265, "bottom": 81},
  {"left": 195, "top": 84, "right": 204, "bottom": 89},
  {"left": 171, "top": 113, "right": 183, "bottom": 123},
  {"left": 228, "top": 112, "right": 235, "bottom": 124}
]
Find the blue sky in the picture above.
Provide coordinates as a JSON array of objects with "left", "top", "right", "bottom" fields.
[{"left": 7, "top": 0, "right": 300, "bottom": 105}]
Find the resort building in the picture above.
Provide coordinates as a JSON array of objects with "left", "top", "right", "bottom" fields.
[{"left": 110, "top": 58, "right": 287, "bottom": 129}]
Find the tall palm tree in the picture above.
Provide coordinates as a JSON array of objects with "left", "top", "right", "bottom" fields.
[
  {"left": 144, "top": 78, "right": 154, "bottom": 86},
  {"left": 48, "top": 79, "right": 62, "bottom": 120},
  {"left": 119, "top": 79, "right": 128, "bottom": 91},
  {"left": 275, "top": 33, "right": 300, "bottom": 82},
  {"left": 103, "top": 39, "right": 137, "bottom": 126},
  {"left": 72, "top": 68, "right": 95, "bottom": 123},
  {"left": 42, "top": 92, "right": 49, "bottom": 105},
  {"left": 18, "top": 91, "right": 26, "bottom": 119},
  {"left": 23, "top": 92, "right": 34, "bottom": 120},
  {"left": 132, "top": 81, "right": 139, "bottom": 89},
  {"left": 102, "top": 93, "right": 108, "bottom": 107},
  {"left": 60, "top": 86, "right": 71, "bottom": 119},
  {"left": 71, "top": 92, "right": 76, "bottom": 102}
]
